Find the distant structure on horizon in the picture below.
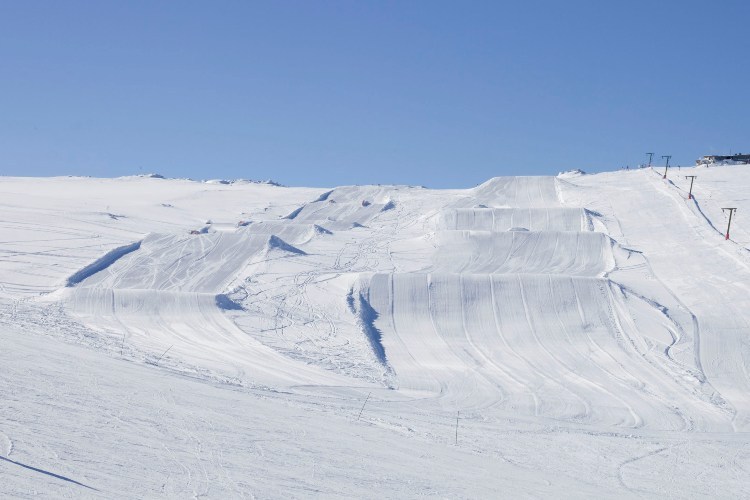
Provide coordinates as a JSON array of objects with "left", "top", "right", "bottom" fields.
[{"left": 696, "top": 153, "right": 750, "bottom": 166}]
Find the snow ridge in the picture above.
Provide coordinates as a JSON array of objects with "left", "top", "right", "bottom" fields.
[{"left": 65, "top": 240, "right": 142, "bottom": 287}]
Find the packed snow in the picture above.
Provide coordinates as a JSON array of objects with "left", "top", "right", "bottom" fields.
[{"left": 1, "top": 166, "right": 749, "bottom": 498}]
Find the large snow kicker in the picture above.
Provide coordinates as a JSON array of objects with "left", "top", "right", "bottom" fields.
[
  {"left": 74, "top": 231, "right": 284, "bottom": 292},
  {"left": 436, "top": 207, "right": 589, "bottom": 232},
  {"left": 66, "top": 287, "right": 348, "bottom": 387},
  {"left": 430, "top": 230, "right": 615, "bottom": 275},
  {"left": 364, "top": 272, "right": 726, "bottom": 430},
  {"left": 462, "top": 175, "right": 563, "bottom": 208},
  {"left": 65, "top": 224, "right": 347, "bottom": 387}
]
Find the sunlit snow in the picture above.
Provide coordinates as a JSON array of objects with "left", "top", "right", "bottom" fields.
[{"left": 1, "top": 166, "right": 749, "bottom": 497}]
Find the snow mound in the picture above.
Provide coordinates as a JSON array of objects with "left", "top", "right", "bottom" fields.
[
  {"left": 312, "top": 224, "right": 333, "bottom": 235},
  {"left": 118, "top": 173, "right": 166, "bottom": 179},
  {"left": 558, "top": 169, "right": 586, "bottom": 177},
  {"left": 204, "top": 178, "right": 284, "bottom": 186},
  {"left": 266, "top": 235, "right": 306, "bottom": 255},
  {"left": 215, "top": 293, "right": 243, "bottom": 310}
]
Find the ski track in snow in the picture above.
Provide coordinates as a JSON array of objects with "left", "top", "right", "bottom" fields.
[{"left": 1, "top": 170, "right": 750, "bottom": 497}]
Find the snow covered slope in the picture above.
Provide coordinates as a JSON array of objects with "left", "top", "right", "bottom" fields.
[{"left": 1, "top": 167, "right": 749, "bottom": 498}]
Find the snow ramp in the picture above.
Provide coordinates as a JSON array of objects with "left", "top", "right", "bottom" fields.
[
  {"left": 430, "top": 231, "right": 615, "bottom": 276},
  {"left": 66, "top": 288, "right": 349, "bottom": 387},
  {"left": 461, "top": 176, "right": 563, "bottom": 208},
  {"left": 63, "top": 223, "right": 339, "bottom": 387},
  {"left": 436, "top": 207, "right": 588, "bottom": 232},
  {"left": 364, "top": 273, "right": 727, "bottom": 430},
  {"left": 74, "top": 230, "right": 306, "bottom": 292}
]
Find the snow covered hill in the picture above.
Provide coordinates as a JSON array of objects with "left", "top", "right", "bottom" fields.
[{"left": 1, "top": 166, "right": 749, "bottom": 498}]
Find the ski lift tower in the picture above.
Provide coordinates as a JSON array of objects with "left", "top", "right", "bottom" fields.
[
  {"left": 662, "top": 155, "right": 672, "bottom": 179},
  {"left": 722, "top": 208, "right": 737, "bottom": 240}
]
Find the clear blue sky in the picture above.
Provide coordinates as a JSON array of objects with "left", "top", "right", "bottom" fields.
[{"left": 1, "top": 1, "right": 748, "bottom": 187}]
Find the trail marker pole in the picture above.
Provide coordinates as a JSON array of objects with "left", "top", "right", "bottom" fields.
[
  {"left": 685, "top": 175, "right": 697, "bottom": 199},
  {"left": 155, "top": 345, "right": 173, "bottom": 365},
  {"left": 722, "top": 208, "right": 737, "bottom": 240},
  {"left": 455, "top": 411, "right": 459, "bottom": 445},
  {"left": 121, "top": 333, "right": 126, "bottom": 356},
  {"left": 661, "top": 155, "right": 672, "bottom": 179},
  {"left": 357, "top": 392, "right": 371, "bottom": 420},
  {"left": 646, "top": 152, "right": 654, "bottom": 168}
]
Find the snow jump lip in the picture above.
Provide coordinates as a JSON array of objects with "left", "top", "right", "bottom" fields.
[
  {"left": 436, "top": 207, "right": 590, "bottom": 232},
  {"left": 65, "top": 240, "right": 142, "bottom": 287}
]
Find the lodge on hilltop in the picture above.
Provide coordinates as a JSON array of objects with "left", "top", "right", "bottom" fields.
[{"left": 696, "top": 153, "right": 750, "bottom": 165}]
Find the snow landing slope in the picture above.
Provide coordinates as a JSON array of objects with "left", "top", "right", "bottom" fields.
[{"left": 1, "top": 168, "right": 749, "bottom": 498}]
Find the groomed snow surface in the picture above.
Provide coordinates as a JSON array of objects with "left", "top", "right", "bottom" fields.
[{"left": 1, "top": 167, "right": 749, "bottom": 498}]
